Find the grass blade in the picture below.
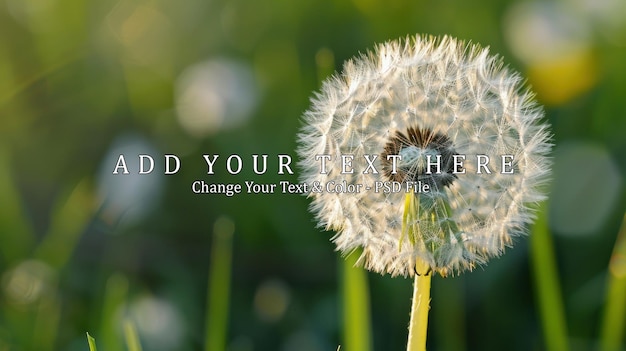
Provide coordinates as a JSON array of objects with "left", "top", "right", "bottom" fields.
[
  {"left": 530, "top": 202, "right": 569, "bottom": 351},
  {"left": 599, "top": 213, "right": 626, "bottom": 351},
  {"left": 205, "top": 216, "right": 235, "bottom": 351},
  {"left": 342, "top": 250, "right": 372, "bottom": 351},
  {"left": 123, "top": 319, "right": 143, "bottom": 351},
  {"left": 32, "top": 289, "right": 60, "bottom": 351},
  {"left": 34, "top": 179, "right": 94, "bottom": 270},
  {"left": 100, "top": 274, "right": 129, "bottom": 351},
  {"left": 86, "top": 332, "right": 98, "bottom": 351}
]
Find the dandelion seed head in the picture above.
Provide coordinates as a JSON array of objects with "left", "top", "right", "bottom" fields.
[{"left": 297, "top": 35, "right": 552, "bottom": 277}]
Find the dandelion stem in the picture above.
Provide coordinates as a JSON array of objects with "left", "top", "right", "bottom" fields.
[
  {"left": 407, "top": 259, "right": 432, "bottom": 351},
  {"left": 404, "top": 193, "right": 432, "bottom": 351}
]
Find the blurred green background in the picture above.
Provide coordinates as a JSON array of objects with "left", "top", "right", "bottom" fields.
[{"left": 1, "top": 0, "right": 625, "bottom": 350}]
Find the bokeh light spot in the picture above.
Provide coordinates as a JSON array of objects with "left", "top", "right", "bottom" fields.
[
  {"left": 105, "top": 1, "right": 173, "bottom": 66},
  {"left": 254, "top": 279, "right": 291, "bottom": 323},
  {"left": 549, "top": 142, "right": 622, "bottom": 236},
  {"left": 175, "top": 59, "right": 258, "bottom": 138},
  {"left": 526, "top": 50, "right": 598, "bottom": 105},
  {"left": 1, "top": 260, "right": 54, "bottom": 305},
  {"left": 504, "top": 1, "right": 598, "bottom": 104},
  {"left": 125, "top": 296, "right": 184, "bottom": 351},
  {"left": 282, "top": 329, "right": 325, "bottom": 351},
  {"left": 97, "top": 134, "right": 164, "bottom": 229},
  {"left": 504, "top": 2, "right": 591, "bottom": 65}
]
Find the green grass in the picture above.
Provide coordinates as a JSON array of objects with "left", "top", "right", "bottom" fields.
[
  {"left": 599, "top": 213, "right": 626, "bottom": 351},
  {"left": 87, "top": 319, "right": 143, "bottom": 351},
  {"left": 205, "top": 217, "right": 235, "bottom": 351},
  {"left": 342, "top": 250, "right": 373, "bottom": 351},
  {"left": 530, "top": 202, "right": 569, "bottom": 351},
  {"left": 86, "top": 333, "right": 98, "bottom": 351},
  {"left": 123, "top": 320, "right": 143, "bottom": 351}
]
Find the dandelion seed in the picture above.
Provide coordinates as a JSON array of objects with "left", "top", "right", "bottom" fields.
[{"left": 297, "top": 35, "right": 552, "bottom": 277}]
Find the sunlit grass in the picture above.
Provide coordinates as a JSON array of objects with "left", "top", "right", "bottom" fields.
[
  {"left": 87, "top": 332, "right": 98, "bottom": 351},
  {"left": 342, "top": 250, "right": 372, "bottom": 351},
  {"left": 599, "top": 213, "right": 626, "bottom": 351}
]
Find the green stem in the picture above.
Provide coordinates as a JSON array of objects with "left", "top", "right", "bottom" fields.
[
  {"left": 599, "top": 213, "right": 626, "bottom": 351},
  {"left": 530, "top": 202, "right": 569, "bottom": 351},
  {"left": 123, "top": 319, "right": 143, "bottom": 351},
  {"left": 32, "top": 285, "right": 60, "bottom": 351},
  {"left": 100, "top": 274, "right": 129, "bottom": 351},
  {"left": 342, "top": 250, "right": 373, "bottom": 351},
  {"left": 403, "top": 193, "right": 433, "bottom": 351},
  {"left": 205, "top": 217, "right": 235, "bottom": 351}
]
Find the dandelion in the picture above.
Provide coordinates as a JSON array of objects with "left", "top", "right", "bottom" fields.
[
  {"left": 298, "top": 34, "right": 551, "bottom": 277},
  {"left": 297, "top": 35, "right": 552, "bottom": 350}
]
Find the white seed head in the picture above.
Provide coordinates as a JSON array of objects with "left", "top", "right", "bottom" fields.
[{"left": 297, "top": 35, "right": 552, "bottom": 277}]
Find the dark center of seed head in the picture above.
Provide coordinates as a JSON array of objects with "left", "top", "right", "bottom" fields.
[{"left": 380, "top": 126, "right": 458, "bottom": 191}]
